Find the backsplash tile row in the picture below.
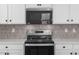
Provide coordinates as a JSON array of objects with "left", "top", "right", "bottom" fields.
[{"left": 0, "top": 25, "right": 79, "bottom": 39}]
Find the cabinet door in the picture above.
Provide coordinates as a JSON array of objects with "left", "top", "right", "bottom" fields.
[
  {"left": 25, "top": 46, "right": 38, "bottom": 55},
  {"left": 73, "top": 44, "right": 79, "bottom": 55},
  {"left": 8, "top": 4, "right": 26, "bottom": 24},
  {"left": 55, "top": 49, "right": 72, "bottom": 55},
  {"left": 70, "top": 4, "right": 79, "bottom": 24},
  {"left": 6, "top": 49, "right": 23, "bottom": 55},
  {"left": 0, "top": 4, "right": 8, "bottom": 24},
  {"left": 55, "top": 43, "right": 73, "bottom": 55},
  {"left": 53, "top": 4, "right": 70, "bottom": 24},
  {"left": 38, "top": 46, "right": 54, "bottom": 55}
]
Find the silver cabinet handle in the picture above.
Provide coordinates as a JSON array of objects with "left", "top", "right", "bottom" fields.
[
  {"left": 66, "top": 19, "right": 69, "bottom": 22},
  {"left": 70, "top": 52, "right": 73, "bottom": 55},
  {"left": 63, "top": 46, "right": 65, "bottom": 48},
  {"left": 37, "top": 4, "right": 42, "bottom": 6},
  {"left": 5, "top": 46, "right": 8, "bottom": 48},
  {"left": 5, "top": 20, "right": 8, "bottom": 22},
  {"left": 71, "top": 19, "right": 74, "bottom": 22},
  {"left": 5, "top": 52, "right": 10, "bottom": 55},
  {"left": 5, "top": 53, "right": 6, "bottom": 55},
  {"left": 9, "top": 19, "right": 12, "bottom": 22},
  {"left": 75, "top": 52, "right": 77, "bottom": 55}
]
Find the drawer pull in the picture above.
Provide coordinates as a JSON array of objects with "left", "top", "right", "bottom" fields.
[
  {"left": 67, "top": 19, "right": 69, "bottom": 22},
  {"left": 5, "top": 53, "right": 6, "bottom": 55},
  {"left": 75, "top": 52, "right": 77, "bottom": 55},
  {"left": 37, "top": 4, "right": 41, "bottom": 6},
  {"left": 71, "top": 19, "right": 73, "bottom": 22},
  {"left": 5, "top": 46, "right": 8, "bottom": 48},
  {"left": 70, "top": 52, "right": 72, "bottom": 55},
  {"left": 63, "top": 46, "right": 65, "bottom": 48},
  {"left": 5, "top": 20, "right": 7, "bottom": 22},
  {"left": 10, "top": 19, "right": 12, "bottom": 22}
]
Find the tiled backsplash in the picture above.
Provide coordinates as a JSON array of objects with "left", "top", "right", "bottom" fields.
[
  {"left": 0, "top": 25, "right": 79, "bottom": 40},
  {"left": 0, "top": 25, "right": 26, "bottom": 39}
]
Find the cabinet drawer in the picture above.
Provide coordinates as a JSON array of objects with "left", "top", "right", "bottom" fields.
[
  {"left": 9, "top": 52, "right": 23, "bottom": 55},
  {"left": 55, "top": 44, "right": 72, "bottom": 49},
  {"left": 0, "top": 45, "right": 5, "bottom": 49},
  {"left": 6, "top": 49, "right": 23, "bottom": 52},
  {"left": 5, "top": 45, "right": 23, "bottom": 49},
  {"left": 55, "top": 49, "right": 72, "bottom": 55},
  {"left": 0, "top": 52, "right": 5, "bottom": 55},
  {"left": 73, "top": 45, "right": 79, "bottom": 49},
  {"left": 55, "top": 51, "right": 71, "bottom": 55}
]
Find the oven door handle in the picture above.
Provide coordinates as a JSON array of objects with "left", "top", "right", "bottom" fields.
[{"left": 25, "top": 44, "right": 54, "bottom": 46}]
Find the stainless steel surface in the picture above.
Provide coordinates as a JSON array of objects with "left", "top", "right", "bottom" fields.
[
  {"left": 25, "top": 44, "right": 54, "bottom": 46},
  {"left": 26, "top": 8, "right": 52, "bottom": 11},
  {"left": 27, "top": 30, "right": 52, "bottom": 35}
]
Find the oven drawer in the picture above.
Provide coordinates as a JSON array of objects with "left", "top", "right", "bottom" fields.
[
  {"left": 38, "top": 46, "right": 54, "bottom": 55},
  {"left": 25, "top": 46, "right": 37, "bottom": 55},
  {"left": 25, "top": 46, "right": 54, "bottom": 55}
]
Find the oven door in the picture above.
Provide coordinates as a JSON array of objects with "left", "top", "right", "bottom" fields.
[
  {"left": 25, "top": 46, "right": 38, "bottom": 55},
  {"left": 25, "top": 44, "right": 54, "bottom": 55},
  {"left": 38, "top": 46, "right": 54, "bottom": 55}
]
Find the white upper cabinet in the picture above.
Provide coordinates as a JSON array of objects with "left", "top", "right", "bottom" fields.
[
  {"left": 0, "top": 4, "right": 8, "bottom": 24},
  {"left": 70, "top": 4, "right": 79, "bottom": 24},
  {"left": 53, "top": 4, "right": 79, "bottom": 24},
  {"left": 53, "top": 4, "right": 70, "bottom": 24},
  {"left": 0, "top": 4, "right": 26, "bottom": 24},
  {"left": 8, "top": 4, "right": 26, "bottom": 24},
  {"left": 26, "top": 4, "right": 52, "bottom": 8}
]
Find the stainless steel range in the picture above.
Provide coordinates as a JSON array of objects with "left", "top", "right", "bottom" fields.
[{"left": 24, "top": 30, "right": 54, "bottom": 55}]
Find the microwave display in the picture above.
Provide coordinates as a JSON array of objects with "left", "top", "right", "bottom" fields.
[{"left": 26, "top": 11, "right": 52, "bottom": 24}]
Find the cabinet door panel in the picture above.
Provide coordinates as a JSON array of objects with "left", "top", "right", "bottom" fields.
[
  {"left": 0, "top": 52, "right": 5, "bottom": 55},
  {"left": 55, "top": 43, "right": 73, "bottom": 55},
  {"left": 73, "top": 45, "right": 79, "bottom": 55},
  {"left": 0, "top": 4, "right": 8, "bottom": 24},
  {"left": 53, "top": 4, "right": 70, "bottom": 24},
  {"left": 73, "top": 45, "right": 79, "bottom": 49},
  {"left": 5, "top": 45, "right": 23, "bottom": 49},
  {"left": 70, "top": 4, "right": 79, "bottom": 24},
  {"left": 55, "top": 51, "right": 72, "bottom": 55},
  {"left": 6, "top": 49, "right": 23, "bottom": 55},
  {"left": 73, "top": 49, "right": 79, "bottom": 55},
  {"left": 8, "top": 4, "right": 26, "bottom": 24}
]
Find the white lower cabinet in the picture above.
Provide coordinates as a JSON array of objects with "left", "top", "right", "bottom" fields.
[
  {"left": 72, "top": 44, "right": 79, "bottom": 55},
  {"left": 55, "top": 43, "right": 73, "bottom": 55},
  {"left": 0, "top": 43, "right": 24, "bottom": 55},
  {"left": 55, "top": 42, "right": 79, "bottom": 55}
]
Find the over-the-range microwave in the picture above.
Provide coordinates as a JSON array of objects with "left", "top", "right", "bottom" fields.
[{"left": 26, "top": 8, "right": 52, "bottom": 24}]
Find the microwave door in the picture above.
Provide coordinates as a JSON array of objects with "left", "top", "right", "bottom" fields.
[{"left": 27, "top": 11, "right": 42, "bottom": 24}]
